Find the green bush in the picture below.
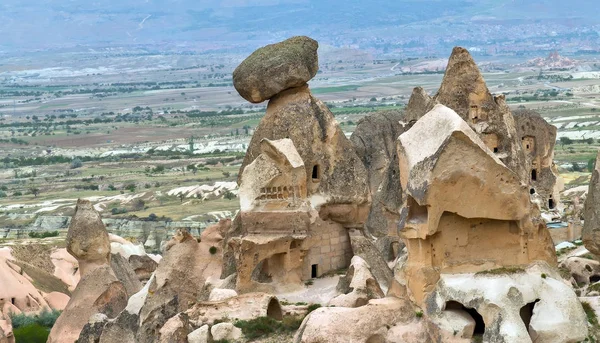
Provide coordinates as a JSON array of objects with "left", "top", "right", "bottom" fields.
[
  {"left": 234, "top": 316, "right": 300, "bottom": 339},
  {"left": 28, "top": 231, "right": 60, "bottom": 239},
  {"left": 0, "top": 190, "right": 6, "bottom": 198},
  {"left": 10, "top": 309, "right": 61, "bottom": 329},
  {"left": 13, "top": 323, "right": 49, "bottom": 343}
]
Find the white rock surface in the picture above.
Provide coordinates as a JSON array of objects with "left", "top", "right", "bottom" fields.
[
  {"left": 208, "top": 288, "right": 238, "bottom": 302},
  {"left": 426, "top": 262, "right": 587, "bottom": 343},
  {"left": 211, "top": 322, "right": 242, "bottom": 341},
  {"left": 188, "top": 325, "right": 210, "bottom": 343}
]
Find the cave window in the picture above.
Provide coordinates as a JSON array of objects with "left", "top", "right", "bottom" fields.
[
  {"left": 493, "top": 147, "right": 498, "bottom": 153},
  {"left": 470, "top": 105, "right": 479, "bottom": 123},
  {"left": 530, "top": 188, "right": 535, "bottom": 195},
  {"left": 445, "top": 301, "right": 485, "bottom": 337},
  {"left": 312, "top": 164, "right": 320, "bottom": 182},
  {"left": 311, "top": 264, "right": 318, "bottom": 278},
  {"left": 531, "top": 169, "right": 537, "bottom": 181},
  {"left": 520, "top": 299, "right": 540, "bottom": 335},
  {"left": 548, "top": 198, "right": 555, "bottom": 209},
  {"left": 11, "top": 298, "right": 15, "bottom": 305},
  {"left": 590, "top": 275, "right": 600, "bottom": 283}
]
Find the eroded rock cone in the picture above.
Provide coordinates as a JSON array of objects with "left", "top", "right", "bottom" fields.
[
  {"left": 48, "top": 199, "right": 128, "bottom": 343},
  {"left": 233, "top": 36, "right": 319, "bottom": 103},
  {"left": 351, "top": 110, "right": 405, "bottom": 237},
  {"left": 238, "top": 85, "right": 370, "bottom": 208},
  {"left": 404, "top": 47, "right": 528, "bottom": 183},
  {"left": 583, "top": 151, "right": 600, "bottom": 254}
]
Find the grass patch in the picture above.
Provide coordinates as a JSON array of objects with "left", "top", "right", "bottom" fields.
[
  {"left": 475, "top": 267, "right": 525, "bottom": 276},
  {"left": 12, "top": 323, "right": 50, "bottom": 343},
  {"left": 234, "top": 316, "right": 303, "bottom": 340},
  {"left": 582, "top": 301, "right": 599, "bottom": 326}
]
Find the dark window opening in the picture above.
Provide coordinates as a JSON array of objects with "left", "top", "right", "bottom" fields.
[
  {"left": 548, "top": 199, "right": 555, "bottom": 209},
  {"left": 311, "top": 264, "right": 318, "bottom": 278},
  {"left": 520, "top": 299, "right": 540, "bottom": 334},
  {"left": 445, "top": 301, "right": 485, "bottom": 337},
  {"left": 526, "top": 144, "right": 530, "bottom": 149},
  {"left": 11, "top": 298, "right": 15, "bottom": 305},
  {"left": 530, "top": 188, "right": 535, "bottom": 195},
  {"left": 590, "top": 275, "right": 600, "bottom": 283},
  {"left": 493, "top": 147, "right": 498, "bottom": 153},
  {"left": 312, "top": 165, "right": 320, "bottom": 181},
  {"left": 531, "top": 169, "right": 537, "bottom": 181}
]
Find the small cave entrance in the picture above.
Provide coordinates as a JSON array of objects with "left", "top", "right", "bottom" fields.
[
  {"left": 311, "top": 264, "right": 318, "bottom": 278},
  {"left": 407, "top": 196, "right": 428, "bottom": 225},
  {"left": 445, "top": 301, "right": 485, "bottom": 337},
  {"left": 548, "top": 198, "right": 555, "bottom": 209},
  {"left": 531, "top": 169, "right": 537, "bottom": 181},
  {"left": 520, "top": 299, "right": 540, "bottom": 334},
  {"left": 11, "top": 297, "right": 15, "bottom": 305},
  {"left": 493, "top": 147, "right": 499, "bottom": 153},
  {"left": 530, "top": 188, "right": 535, "bottom": 195},
  {"left": 390, "top": 241, "right": 401, "bottom": 262},
  {"left": 311, "top": 164, "right": 320, "bottom": 182},
  {"left": 590, "top": 275, "right": 600, "bottom": 283},
  {"left": 267, "top": 298, "right": 283, "bottom": 321}
]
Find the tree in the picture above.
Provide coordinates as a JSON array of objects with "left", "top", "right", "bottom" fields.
[
  {"left": 559, "top": 137, "right": 573, "bottom": 148},
  {"left": 29, "top": 187, "right": 40, "bottom": 197},
  {"left": 589, "top": 158, "right": 597, "bottom": 172},
  {"left": 586, "top": 138, "right": 595, "bottom": 145},
  {"left": 572, "top": 162, "right": 582, "bottom": 172},
  {"left": 223, "top": 190, "right": 236, "bottom": 200},
  {"left": 70, "top": 158, "right": 83, "bottom": 169}
]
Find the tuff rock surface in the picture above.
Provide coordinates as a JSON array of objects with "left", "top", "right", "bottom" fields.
[{"left": 233, "top": 36, "right": 319, "bottom": 103}]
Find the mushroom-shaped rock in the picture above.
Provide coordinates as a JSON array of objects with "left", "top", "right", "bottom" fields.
[
  {"left": 66, "top": 199, "right": 110, "bottom": 275},
  {"left": 48, "top": 200, "right": 128, "bottom": 343},
  {"left": 233, "top": 36, "right": 319, "bottom": 103},
  {"left": 584, "top": 151, "right": 600, "bottom": 254}
]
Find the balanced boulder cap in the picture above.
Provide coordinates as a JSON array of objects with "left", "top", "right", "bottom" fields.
[{"left": 233, "top": 36, "right": 319, "bottom": 103}]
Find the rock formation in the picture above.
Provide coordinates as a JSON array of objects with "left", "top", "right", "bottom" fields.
[
  {"left": 227, "top": 36, "right": 371, "bottom": 293},
  {"left": 397, "top": 104, "right": 556, "bottom": 304},
  {"left": 48, "top": 199, "right": 128, "bottom": 343},
  {"left": 394, "top": 104, "right": 586, "bottom": 341},
  {"left": 350, "top": 110, "right": 405, "bottom": 239},
  {"left": 513, "top": 108, "right": 562, "bottom": 210},
  {"left": 584, "top": 151, "right": 600, "bottom": 255},
  {"left": 233, "top": 36, "right": 319, "bottom": 103},
  {"left": 404, "top": 47, "right": 528, "bottom": 183},
  {"left": 426, "top": 263, "right": 587, "bottom": 342}
]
